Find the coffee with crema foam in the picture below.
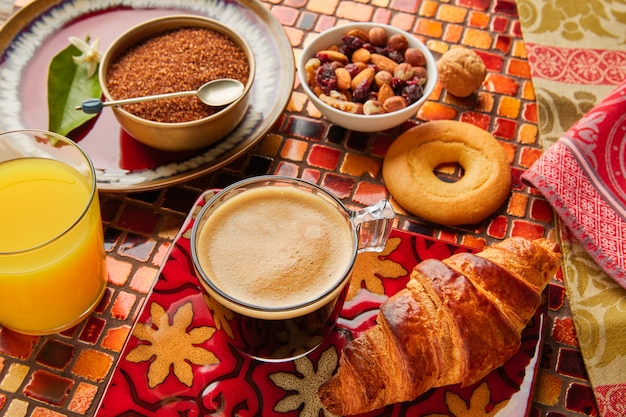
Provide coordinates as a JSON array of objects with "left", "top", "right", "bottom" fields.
[{"left": 195, "top": 185, "right": 355, "bottom": 313}]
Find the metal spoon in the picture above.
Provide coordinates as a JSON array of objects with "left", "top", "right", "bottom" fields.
[{"left": 76, "top": 78, "right": 245, "bottom": 114}]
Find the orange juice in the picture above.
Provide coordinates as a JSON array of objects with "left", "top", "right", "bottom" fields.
[{"left": 0, "top": 157, "right": 107, "bottom": 334}]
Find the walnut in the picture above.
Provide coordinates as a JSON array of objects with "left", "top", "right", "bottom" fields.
[{"left": 436, "top": 47, "right": 486, "bottom": 97}]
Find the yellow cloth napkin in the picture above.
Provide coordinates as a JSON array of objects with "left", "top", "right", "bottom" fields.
[{"left": 516, "top": 1, "right": 626, "bottom": 416}]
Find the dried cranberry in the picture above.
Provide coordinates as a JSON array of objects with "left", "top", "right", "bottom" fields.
[
  {"left": 341, "top": 35, "right": 365, "bottom": 51},
  {"left": 386, "top": 49, "right": 405, "bottom": 64},
  {"left": 343, "top": 63, "right": 362, "bottom": 78},
  {"left": 392, "top": 77, "right": 407, "bottom": 93},
  {"left": 362, "top": 43, "right": 385, "bottom": 54},
  {"left": 401, "top": 83, "right": 424, "bottom": 104},
  {"left": 315, "top": 63, "right": 338, "bottom": 94},
  {"left": 338, "top": 44, "right": 352, "bottom": 59},
  {"left": 352, "top": 78, "right": 373, "bottom": 102}
]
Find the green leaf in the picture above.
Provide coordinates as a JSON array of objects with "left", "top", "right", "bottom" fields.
[{"left": 47, "top": 42, "right": 102, "bottom": 137}]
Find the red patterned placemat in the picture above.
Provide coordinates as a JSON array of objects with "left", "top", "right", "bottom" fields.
[{"left": 96, "top": 192, "right": 547, "bottom": 416}]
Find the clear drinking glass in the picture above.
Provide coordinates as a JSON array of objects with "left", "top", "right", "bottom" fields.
[
  {"left": 0, "top": 130, "right": 107, "bottom": 335},
  {"left": 191, "top": 175, "right": 395, "bottom": 361}
]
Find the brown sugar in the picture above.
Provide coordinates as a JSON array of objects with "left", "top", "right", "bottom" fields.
[{"left": 106, "top": 27, "right": 249, "bottom": 123}]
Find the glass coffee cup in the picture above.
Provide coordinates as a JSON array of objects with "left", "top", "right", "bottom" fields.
[{"left": 191, "top": 175, "right": 395, "bottom": 361}]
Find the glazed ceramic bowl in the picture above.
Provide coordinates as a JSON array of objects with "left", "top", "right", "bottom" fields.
[
  {"left": 99, "top": 15, "right": 255, "bottom": 151},
  {"left": 297, "top": 23, "right": 437, "bottom": 132}
]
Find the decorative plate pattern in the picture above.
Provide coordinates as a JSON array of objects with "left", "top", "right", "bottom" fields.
[
  {"left": 0, "top": 0, "right": 294, "bottom": 191},
  {"left": 97, "top": 191, "right": 547, "bottom": 417}
]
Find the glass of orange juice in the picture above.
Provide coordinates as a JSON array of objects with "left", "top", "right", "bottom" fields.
[{"left": 0, "top": 130, "right": 107, "bottom": 335}]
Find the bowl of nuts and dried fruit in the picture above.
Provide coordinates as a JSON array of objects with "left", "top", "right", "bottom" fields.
[
  {"left": 298, "top": 23, "right": 437, "bottom": 132},
  {"left": 99, "top": 15, "right": 255, "bottom": 151}
]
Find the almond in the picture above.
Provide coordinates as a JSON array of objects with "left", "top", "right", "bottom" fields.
[
  {"left": 377, "top": 83, "right": 395, "bottom": 103},
  {"left": 350, "top": 66, "right": 375, "bottom": 91},
  {"left": 316, "top": 50, "right": 349, "bottom": 65},
  {"left": 370, "top": 53, "right": 398, "bottom": 73},
  {"left": 346, "top": 28, "right": 370, "bottom": 42},
  {"left": 351, "top": 48, "right": 371, "bottom": 64},
  {"left": 335, "top": 67, "right": 352, "bottom": 90}
]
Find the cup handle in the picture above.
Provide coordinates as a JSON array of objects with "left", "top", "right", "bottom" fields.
[{"left": 351, "top": 199, "right": 396, "bottom": 253}]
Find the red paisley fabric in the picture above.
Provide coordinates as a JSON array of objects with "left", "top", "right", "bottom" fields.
[{"left": 523, "top": 80, "right": 626, "bottom": 288}]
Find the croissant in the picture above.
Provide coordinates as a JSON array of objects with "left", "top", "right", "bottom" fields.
[{"left": 318, "top": 237, "right": 561, "bottom": 415}]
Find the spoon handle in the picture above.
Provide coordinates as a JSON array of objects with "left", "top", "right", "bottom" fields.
[{"left": 76, "top": 90, "right": 196, "bottom": 114}]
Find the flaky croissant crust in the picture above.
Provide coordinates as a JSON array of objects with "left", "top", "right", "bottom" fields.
[{"left": 318, "top": 237, "right": 561, "bottom": 416}]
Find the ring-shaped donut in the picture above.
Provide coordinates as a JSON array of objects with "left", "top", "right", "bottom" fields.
[{"left": 383, "top": 120, "right": 511, "bottom": 225}]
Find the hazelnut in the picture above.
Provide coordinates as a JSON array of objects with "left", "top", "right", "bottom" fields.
[
  {"left": 383, "top": 96, "right": 407, "bottom": 112},
  {"left": 404, "top": 48, "right": 426, "bottom": 66},
  {"left": 368, "top": 27, "right": 388, "bottom": 46},
  {"left": 436, "top": 47, "right": 486, "bottom": 97},
  {"left": 374, "top": 70, "right": 393, "bottom": 87},
  {"left": 394, "top": 63, "right": 414, "bottom": 81},
  {"left": 363, "top": 100, "right": 385, "bottom": 115},
  {"left": 387, "top": 34, "right": 408, "bottom": 52}
]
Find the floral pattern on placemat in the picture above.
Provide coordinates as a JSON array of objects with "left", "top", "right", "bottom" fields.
[{"left": 96, "top": 193, "right": 547, "bottom": 417}]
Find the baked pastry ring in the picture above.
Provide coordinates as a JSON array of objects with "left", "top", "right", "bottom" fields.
[{"left": 383, "top": 120, "right": 511, "bottom": 225}]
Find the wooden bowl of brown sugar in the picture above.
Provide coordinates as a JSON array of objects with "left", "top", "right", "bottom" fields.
[{"left": 99, "top": 15, "right": 255, "bottom": 151}]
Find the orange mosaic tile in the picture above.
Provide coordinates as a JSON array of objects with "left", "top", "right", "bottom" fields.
[
  {"left": 68, "top": 382, "right": 98, "bottom": 414},
  {"left": 535, "top": 372, "right": 563, "bottom": 406},
  {"left": 469, "top": 11, "right": 490, "bottom": 28},
  {"left": 521, "top": 80, "right": 536, "bottom": 100},
  {"left": 485, "top": 73, "right": 519, "bottom": 95},
  {"left": 280, "top": 138, "right": 308, "bottom": 161},
  {"left": 508, "top": 57, "right": 531, "bottom": 77},
  {"left": 438, "top": 4, "right": 467, "bottom": 23},
  {"left": 518, "top": 123, "right": 538, "bottom": 145},
  {"left": 442, "top": 24, "right": 463, "bottom": 43},
  {"left": 418, "top": 0, "right": 438, "bottom": 17},
  {"left": 353, "top": 181, "right": 388, "bottom": 206},
  {"left": 31, "top": 408, "right": 65, "bottom": 417},
  {"left": 340, "top": 153, "right": 381, "bottom": 177},
  {"left": 524, "top": 101, "right": 538, "bottom": 122},
  {"left": 111, "top": 292, "right": 137, "bottom": 320},
  {"left": 389, "top": 12, "right": 414, "bottom": 30},
  {"left": 507, "top": 192, "right": 528, "bottom": 217},
  {"left": 71, "top": 350, "right": 113, "bottom": 383},
  {"left": 0, "top": 363, "right": 29, "bottom": 392},
  {"left": 336, "top": 2, "right": 374, "bottom": 21},
  {"left": 417, "top": 101, "right": 458, "bottom": 120},
  {"left": 519, "top": 146, "right": 544, "bottom": 168},
  {"left": 510, "top": 219, "right": 545, "bottom": 239},
  {"left": 415, "top": 17, "right": 443, "bottom": 37},
  {"left": 4, "top": 399, "right": 28, "bottom": 417},
  {"left": 105, "top": 257, "right": 131, "bottom": 287},
  {"left": 552, "top": 316, "right": 579, "bottom": 347},
  {"left": 372, "top": 7, "right": 392, "bottom": 24},
  {"left": 306, "top": 0, "right": 338, "bottom": 15},
  {"left": 511, "top": 39, "right": 527, "bottom": 58},
  {"left": 128, "top": 266, "right": 158, "bottom": 294},
  {"left": 101, "top": 326, "right": 131, "bottom": 353},
  {"left": 151, "top": 242, "right": 171, "bottom": 266},
  {"left": 462, "top": 27, "right": 492, "bottom": 49},
  {"left": 472, "top": 92, "right": 493, "bottom": 112}
]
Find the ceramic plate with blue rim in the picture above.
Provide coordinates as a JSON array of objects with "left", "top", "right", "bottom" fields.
[{"left": 0, "top": 0, "right": 294, "bottom": 192}]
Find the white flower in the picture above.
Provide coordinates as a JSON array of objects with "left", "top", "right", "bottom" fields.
[{"left": 68, "top": 36, "right": 101, "bottom": 78}]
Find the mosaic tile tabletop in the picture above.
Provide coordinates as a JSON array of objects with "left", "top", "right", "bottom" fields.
[{"left": 0, "top": 0, "right": 598, "bottom": 416}]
